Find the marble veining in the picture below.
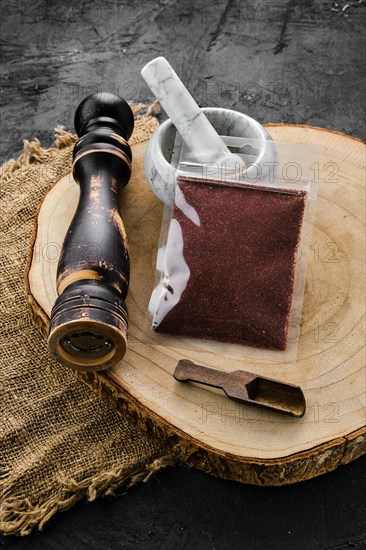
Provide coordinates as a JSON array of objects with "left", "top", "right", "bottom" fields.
[{"left": 141, "top": 57, "right": 244, "bottom": 171}]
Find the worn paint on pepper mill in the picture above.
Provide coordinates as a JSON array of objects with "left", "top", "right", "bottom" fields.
[{"left": 48, "top": 93, "right": 134, "bottom": 371}]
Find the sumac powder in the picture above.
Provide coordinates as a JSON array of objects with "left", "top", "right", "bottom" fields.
[{"left": 152, "top": 176, "right": 306, "bottom": 351}]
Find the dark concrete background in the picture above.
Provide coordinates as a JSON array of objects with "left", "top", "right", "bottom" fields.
[
  {"left": 1, "top": 0, "right": 365, "bottom": 548},
  {"left": 1, "top": 0, "right": 365, "bottom": 163}
]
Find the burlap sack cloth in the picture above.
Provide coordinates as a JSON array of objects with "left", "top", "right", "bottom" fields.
[{"left": 0, "top": 105, "right": 175, "bottom": 536}]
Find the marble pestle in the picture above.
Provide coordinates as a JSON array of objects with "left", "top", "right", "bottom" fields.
[{"left": 141, "top": 57, "right": 244, "bottom": 173}]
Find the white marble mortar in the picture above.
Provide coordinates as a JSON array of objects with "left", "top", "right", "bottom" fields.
[{"left": 144, "top": 107, "right": 274, "bottom": 207}]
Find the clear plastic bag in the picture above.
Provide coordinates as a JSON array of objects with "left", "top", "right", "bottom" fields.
[{"left": 147, "top": 137, "right": 320, "bottom": 362}]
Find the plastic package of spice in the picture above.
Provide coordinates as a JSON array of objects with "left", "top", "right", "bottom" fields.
[{"left": 147, "top": 138, "right": 320, "bottom": 362}]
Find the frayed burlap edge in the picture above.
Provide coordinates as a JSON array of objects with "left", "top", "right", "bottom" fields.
[{"left": 0, "top": 456, "right": 176, "bottom": 537}]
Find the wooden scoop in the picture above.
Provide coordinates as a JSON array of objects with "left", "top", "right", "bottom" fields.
[{"left": 174, "top": 360, "right": 306, "bottom": 418}]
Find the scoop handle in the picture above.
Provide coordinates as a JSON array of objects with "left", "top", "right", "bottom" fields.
[{"left": 174, "top": 360, "right": 306, "bottom": 418}]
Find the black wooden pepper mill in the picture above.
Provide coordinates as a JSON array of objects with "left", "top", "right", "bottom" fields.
[{"left": 48, "top": 93, "right": 134, "bottom": 371}]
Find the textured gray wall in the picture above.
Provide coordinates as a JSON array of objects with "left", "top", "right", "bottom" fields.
[{"left": 1, "top": 0, "right": 365, "bottom": 164}]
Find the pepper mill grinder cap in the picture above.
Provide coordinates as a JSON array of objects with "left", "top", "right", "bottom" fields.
[{"left": 48, "top": 281, "right": 128, "bottom": 371}]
